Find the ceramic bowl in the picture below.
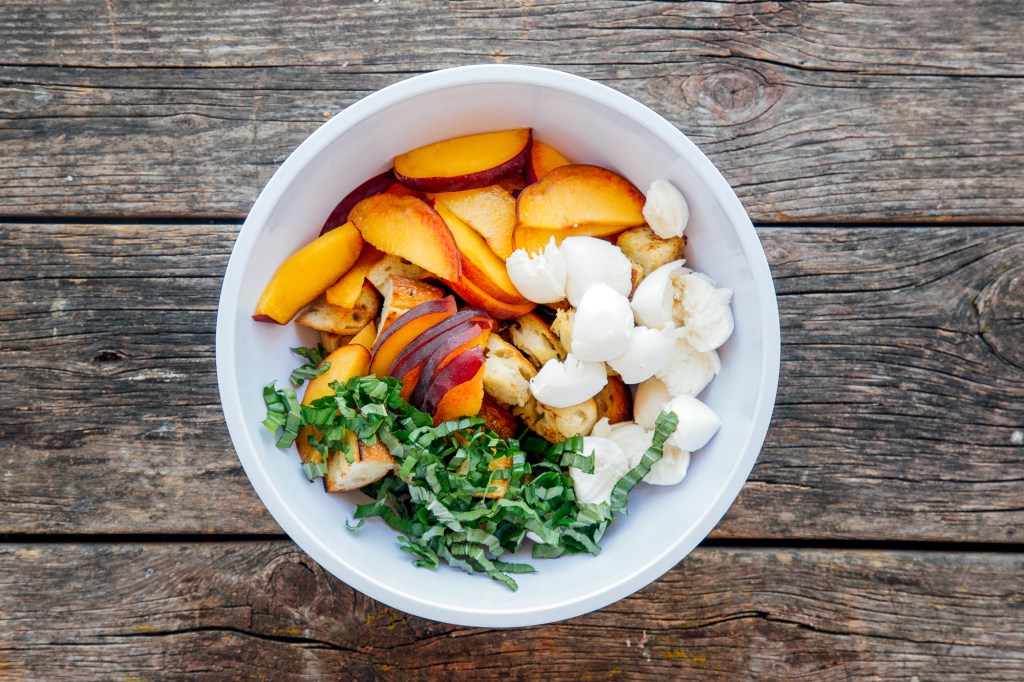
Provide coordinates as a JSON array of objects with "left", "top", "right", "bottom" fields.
[{"left": 217, "top": 65, "right": 780, "bottom": 627}]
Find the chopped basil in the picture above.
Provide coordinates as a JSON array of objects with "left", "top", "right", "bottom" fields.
[
  {"left": 260, "top": 374, "right": 678, "bottom": 591},
  {"left": 289, "top": 344, "right": 330, "bottom": 386}
]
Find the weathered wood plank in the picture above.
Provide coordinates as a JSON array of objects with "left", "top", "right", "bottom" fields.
[
  {"left": 1, "top": 223, "right": 1022, "bottom": 540},
  {"left": 0, "top": 542, "right": 1021, "bottom": 679},
  {"left": 1, "top": 1, "right": 1022, "bottom": 221}
]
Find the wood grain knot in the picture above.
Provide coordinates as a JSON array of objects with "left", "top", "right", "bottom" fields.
[
  {"left": 976, "top": 264, "right": 1024, "bottom": 371},
  {"left": 91, "top": 349, "right": 127, "bottom": 363},
  {"left": 269, "top": 556, "right": 318, "bottom": 606},
  {"left": 683, "top": 64, "right": 781, "bottom": 125}
]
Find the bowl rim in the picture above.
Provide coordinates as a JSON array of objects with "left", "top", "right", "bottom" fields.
[{"left": 216, "top": 64, "right": 780, "bottom": 627}]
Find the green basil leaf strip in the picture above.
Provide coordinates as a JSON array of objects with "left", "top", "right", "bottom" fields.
[
  {"left": 608, "top": 410, "right": 679, "bottom": 513},
  {"left": 301, "top": 460, "right": 328, "bottom": 482},
  {"left": 291, "top": 344, "right": 327, "bottom": 367}
]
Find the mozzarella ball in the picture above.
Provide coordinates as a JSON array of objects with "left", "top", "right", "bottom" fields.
[
  {"left": 642, "top": 179, "right": 689, "bottom": 239},
  {"left": 571, "top": 283, "right": 634, "bottom": 362},
  {"left": 561, "top": 236, "right": 633, "bottom": 306},
  {"left": 607, "top": 325, "right": 676, "bottom": 384},
  {"left": 644, "top": 444, "right": 690, "bottom": 485},
  {"left": 630, "top": 259, "right": 686, "bottom": 329},
  {"left": 664, "top": 395, "right": 721, "bottom": 451},
  {"left": 505, "top": 237, "right": 567, "bottom": 304},
  {"left": 671, "top": 271, "right": 734, "bottom": 352},
  {"left": 529, "top": 353, "right": 608, "bottom": 408},
  {"left": 656, "top": 339, "right": 721, "bottom": 397},
  {"left": 632, "top": 377, "right": 673, "bottom": 430},
  {"left": 570, "top": 436, "right": 630, "bottom": 505}
]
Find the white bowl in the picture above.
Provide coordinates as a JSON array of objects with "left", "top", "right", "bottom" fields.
[{"left": 217, "top": 65, "right": 780, "bottom": 627}]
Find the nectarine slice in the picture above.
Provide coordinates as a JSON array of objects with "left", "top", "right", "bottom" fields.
[
  {"left": 369, "top": 296, "right": 457, "bottom": 377},
  {"left": 254, "top": 222, "right": 364, "bottom": 324},
  {"left": 295, "top": 343, "right": 371, "bottom": 465},
  {"left": 325, "top": 245, "right": 385, "bottom": 309},
  {"left": 348, "top": 321, "right": 377, "bottom": 352},
  {"left": 320, "top": 170, "right": 395, "bottom": 235},
  {"left": 349, "top": 194, "right": 461, "bottom": 282},
  {"left": 445, "top": 276, "right": 536, "bottom": 320},
  {"left": 526, "top": 140, "right": 571, "bottom": 183},
  {"left": 422, "top": 346, "right": 486, "bottom": 418},
  {"left": 389, "top": 309, "right": 492, "bottom": 383},
  {"left": 394, "top": 128, "right": 532, "bottom": 192},
  {"left": 431, "top": 185, "right": 516, "bottom": 258},
  {"left": 408, "top": 320, "right": 493, "bottom": 410},
  {"left": 511, "top": 222, "right": 628, "bottom": 254},
  {"left": 434, "top": 202, "right": 529, "bottom": 306},
  {"left": 516, "top": 164, "right": 645, "bottom": 231}
]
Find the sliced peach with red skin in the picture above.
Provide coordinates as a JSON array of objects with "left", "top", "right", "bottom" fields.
[
  {"left": 512, "top": 222, "right": 628, "bottom": 254},
  {"left": 394, "top": 128, "right": 532, "bottom": 192},
  {"left": 254, "top": 222, "right": 364, "bottom": 324},
  {"left": 320, "top": 170, "right": 395, "bottom": 235},
  {"left": 408, "top": 320, "right": 493, "bottom": 409},
  {"left": 325, "top": 244, "right": 385, "bottom": 309},
  {"left": 430, "top": 185, "right": 516, "bottom": 258},
  {"left": 445, "top": 276, "right": 536, "bottom": 321},
  {"left": 349, "top": 194, "right": 461, "bottom": 282},
  {"left": 295, "top": 344, "right": 371, "bottom": 464},
  {"left": 516, "top": 164, "right": 645, "bottom": 231},
  {"left": 368, "top": 297, "right": 457, "bottom": 378},
  {"left": 526, "top": 140, "right": 571, "bottom": 183},
  {"left": 423, "top": 346, "right": 487, "bottom": 419},
  {"left": 389, "top": 310, "right": 493, "bottom": 399},
  {"left": 434, "top": 202, "right": 530, "bottom": 306}
]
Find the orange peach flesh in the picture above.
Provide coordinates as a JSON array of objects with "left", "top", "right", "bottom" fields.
[
  {"left": 349, "top": 194, "right": 461, "bottom": 282},
  {"left": 295, "top": 344, "right": 371, "bottom": 464},
  {"left": 516, "top": 164, "right": 646, "bottom": 231},
  {"left": 432, "top": 364, "right": 486, "bottom": 425},
  {"left": 394, "top": 128, "right": 531, "bottom": 184},
  {"left": 527, "top": 140, "right": 571, "bottom": 182},
  {"left": 444, "top": 276, "right": 536, "bottom": 320},
  {"left": 430, "top": 185, "right": 516, "bottom": 258},
  {"left": 369, "top": 309, "right": 456, "bottom": 378},
  {"left": 325, "top": 245, "right": 385, "bottom": 309},
  {"left": 433, "top": 202, "right": 527, "bottom": 304},
  {"left": 254, "top": 222, "right": 363, "bottom": 324},
  {"left": 512, "top": 222, "right": 629, "bottom": 254}
]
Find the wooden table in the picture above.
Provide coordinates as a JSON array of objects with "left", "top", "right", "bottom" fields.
[{"left": 2, "top": 1, "right": 1022, "bottom": 678}]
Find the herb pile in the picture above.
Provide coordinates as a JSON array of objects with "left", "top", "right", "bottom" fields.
[{"left": 262, "top": 353, "right": 678, "bottom": 591}]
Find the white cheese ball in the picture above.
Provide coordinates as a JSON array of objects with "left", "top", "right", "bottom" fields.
[
  {"left": 570, "top": 283, "right": 634, "bottom": 362},
  {"left": 607, "top": 325, "right": 676, "bottom": 384},
  {"left": 570, "top": 436, "right": 630, "bottom": 505},
  {"left": 644, "top": 444, "right": 690, "bottom": 486},
  {"left": 504, "top": 237, "right": 567, "bottom": 304},
  {"left": 656, "top": 339, "right": 721, "bottom": 397},
  {"left": 561, "top": 236, "right": 633, "bottom": 307},
  {"left": 529, "top": 353, "right": 608, "bottom": 408},
  {"left": 664, "top": 395, "right": 721, "bottom": 451},
  {"left": 630, "top": 260, "right": 686, "bottom": 330},
  {"left": 642, "top": 179, "right": 689, "bottom": 239},
  {"left": 632, "top": 377, "right": 673, "bottom": 430},
  {"left": 672, "top": 271, "right": 734, "bottom": 352}
]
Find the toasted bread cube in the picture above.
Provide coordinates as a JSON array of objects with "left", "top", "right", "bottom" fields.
[
  {"left": 594, "top": 376, "right": 632, "bottom": 424},
  {"left": 297, "top": 282, "right": 381, "bottom": 335},
  {"left": 378, "top": 275, "right": 446, "bottom": 333},
  {"left": 616, "top": 226, "right": 686, "bottom": 280},
  {"left": 550, "top": 308, "right": 575, "bottom": 354},
  {"left": 366, "top": 255, "right": 429, "bottom": 293},
  {"left": 514, "top": 397, "right": 599, "bottom": 444},
  {"left": 319, "top": 330, "right": 350, "bottom": 354},
  {"left": 324, "top": 432, "right": 394, "bottom": 492},
  {"left": 508, "top": 312, "right": 567, "bottom": 369},
  {"left": 482, "top": 335, "right": 536, "bottom": 408},
  {"left": 478, "top": 395, "right": 520, "bottom": 440}
]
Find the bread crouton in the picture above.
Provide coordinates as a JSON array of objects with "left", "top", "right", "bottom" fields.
[
  {"left": 482, "top": 335, "right": 537, "bottom": 408},
  {"left": 616, "top": 226, "right": 686, "bottom": 280},
  {"left": 507, "top": 312, "right": 567, "bottom": 369},
  {"left": 297, "top": 283, "right": 381, "bottom": 335},
  {"left": 377, "top": 276, "right": 445, "bottom": 333}
]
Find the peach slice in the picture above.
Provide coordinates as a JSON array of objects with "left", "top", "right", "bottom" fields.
[
  {"left": 295, "top": 344, "right": 371, "bottom": 465},
  {"left": 408, "top": 320, "right": 493, "bottom": 409},
  {"left": 389, "top": 309, "right": 493, "bottom": 389},
  {"left": 526, "top": 140, "right": 571, "bottom": 183},
  {"left": 254, "top": 222, "right": 364, "bottom": 324},
  {"left": 394, "top": 128, "right": 532, "bottom": 192},
  {"left": 516, "top": 164, "right": 645, "bottom": 231},
  {"left": 368, "top": 296, "right": 457, "bottom": 377},
  {"left": 430, "top": 185, "right": 516, "bottom": 258},
  {"left": 423, "top": 346, "right": 487, "bottom": 419},
  {"left": 378, "top": 276, "right": 445, "bottom": 333},
  {"left": 349, "top": 194, "right": 460, "bottom": 281},
  {"left": 348, "top": 321, "right": 377, "bottom": 352},
  {"left": 512, "top": 222, "right": 628, "bottom": 254},
  {"left": 383, "top": 182, "right": 427, "bottom": 200},
  {"left": 320, "top": 170, "right": 395, "bottom": 235},
  {"left": 434, "top": 202, "right": 529, "bottom": 306},
  {"left": 445, "top": 276, "right": 536, "bottom": 321},
  {"left": 325, "top": 245, "right": 385, "bottom": 309}
]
